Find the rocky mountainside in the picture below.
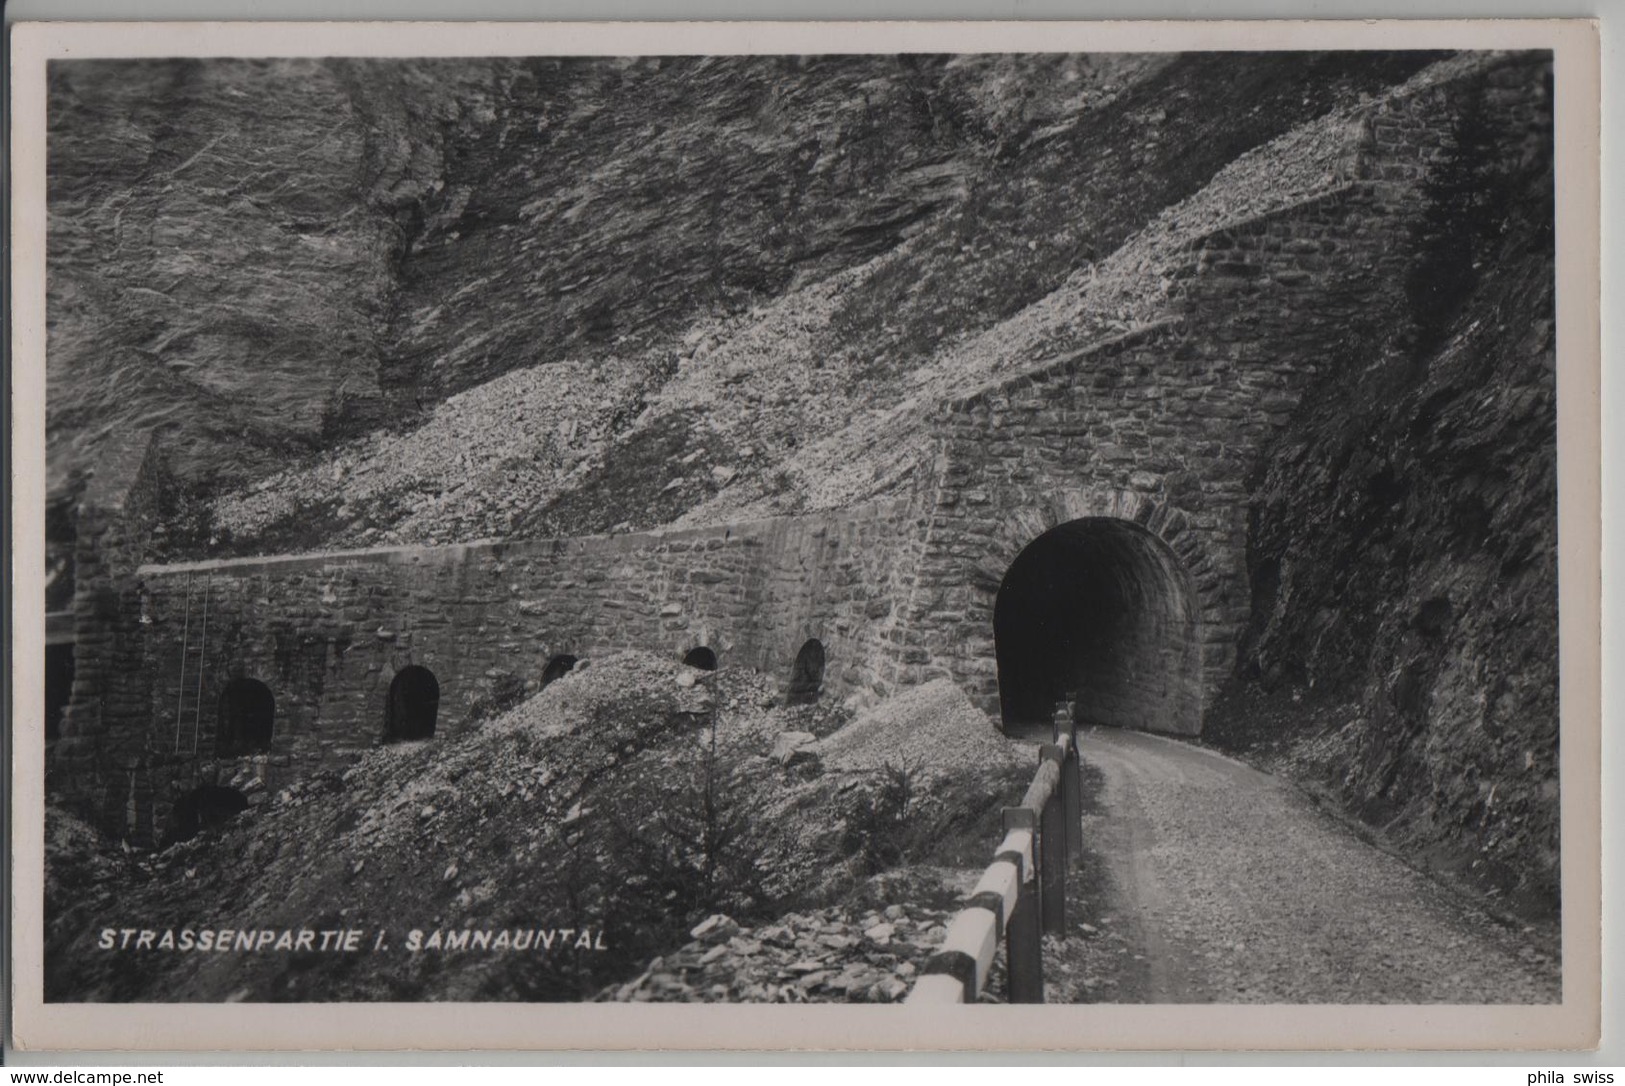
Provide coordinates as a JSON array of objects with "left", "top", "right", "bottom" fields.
[
  {"left": 47, "top": 51, "right": 1445, "bottom": 551},
  {"left": 44, "top": 654, "right": 1024, "bottom": 1001},
  {"left": 1208, "top": 63, "right": 1558, "bottom": 917},
  {"left": 47, "top": 59, "right": 398, "bottom": 500}
]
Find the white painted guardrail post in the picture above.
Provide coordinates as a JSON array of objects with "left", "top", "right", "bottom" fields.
[
  {"left": 1037, "top": 743, "right": 1068, "bottom": 937},
  {"left": 914, "top": 897, "right": 1001, "bottom": 1003},
  {"left": 905, "top": 709, "right": 1082, "bottom": 1005},
  {"left": 1059, "top": 700, "right": 1083, "bottom": 863},
  {"left": 999, "top": 809, "right": 1043, "bottom": 1002}
]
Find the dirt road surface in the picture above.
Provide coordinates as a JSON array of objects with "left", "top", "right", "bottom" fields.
[{"left": 1058, "top": 726, "right": 1559, "bottom": 1003}]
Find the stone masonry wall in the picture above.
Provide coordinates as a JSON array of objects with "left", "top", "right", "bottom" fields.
[
  {"left": 119, "top": 497, "right": 919, "bottom": 841},
  {"left": 51, "top": 431, "right": 173, "bottom": 836},
  {"left": 896, "top": 56, "right": 1509, "bottom": 729}
]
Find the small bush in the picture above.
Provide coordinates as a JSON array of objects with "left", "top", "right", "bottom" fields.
[
  {"left": 838, "top": 762, "right": 917, "bottom": 874},
  {"left": 602, "top": 716, "right": 770, "bottom": 933},
  {"left": 837, "top": 761, "right": 1031, "bottom": 876}
]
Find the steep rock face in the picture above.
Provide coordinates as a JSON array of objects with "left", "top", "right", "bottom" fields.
[
  {"left": 493, "top": 51, "right": 1447, "bottom": 539},
  {"left": 193, "top": 51, "right": 1447, "bottom": 552},
  {"left": 44, "top": 53, "right": 1115, "bottom": 500},
  {"left": 47, "top": 60, "right": 397, "bottom": 495},
  {"left": 1216, "top": 59, "right": 1557, "bottom": 917},
  {"left": 380, "top": 52, "right": 1061, "bottom": 405},
  {"left": 49, "top": 51, "right": 1445, "bottom": 532}
]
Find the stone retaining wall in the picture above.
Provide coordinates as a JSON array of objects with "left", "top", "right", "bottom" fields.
[
  {"left": 113, "top": 497, "right": 919, "bottom": 839},
  {"left": 51, "top": 431, "right": 173, "bottom": 836}
]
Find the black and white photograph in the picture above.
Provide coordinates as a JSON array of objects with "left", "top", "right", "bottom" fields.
[{"left": 7, "top": 18, "right": 1602, "bottom": 1051}]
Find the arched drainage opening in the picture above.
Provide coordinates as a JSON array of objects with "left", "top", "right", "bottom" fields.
[
  {"left": 541, "top": 654, "right": 579, "bottom": 689},
  {"left": 994, "top": 517, "right": 1200, "bottom": 735},
  {"left": 163, "top": 784, "right": 250, "bottom": 846},
  {"left": 786, "top": 639, "right": 826, "bottom": 705},
  {"left": 385, "top": 665, "right": 440, "bottom": 742},
  {"left": 216, "top": 677, "right": 275, "bottom": 756},
  {"left": 682, "top": 646, "right": 718, "bottom": 671}
]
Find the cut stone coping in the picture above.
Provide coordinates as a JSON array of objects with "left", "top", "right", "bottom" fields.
[{"left": 136, "top": 497, "right": 911, "bottom": 578}]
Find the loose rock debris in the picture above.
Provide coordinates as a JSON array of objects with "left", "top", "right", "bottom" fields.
[
  {"left": 45, "top": 652, "right": 1024, "bottom": 1003},
  {"left": 601, "top": 891, "right": 962, "bottom": 1003}
]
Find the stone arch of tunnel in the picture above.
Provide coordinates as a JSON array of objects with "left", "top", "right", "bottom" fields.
[
  {"left": 786, "top": 639, "right": 825, "bottom": 705},
  {"left": 682, "top": 646, "right": 718, "bottom": 671},
  {"left": 384, "top": 665, "right": 440, "bottom": 742},
  {"left": 216, "top": 677, "right": 275, "bottom": 757},
  {"left": 994, "top": 516, "right": 1201, "bottom": 736}
]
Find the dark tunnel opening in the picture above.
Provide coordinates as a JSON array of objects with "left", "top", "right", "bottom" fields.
[
  {"left": 384, "top": 665, "right": 440, "bottom": 742},
  {"left": 785, "top": 639, "right": 825, "bottom": 705},
  {"left": 994, "top": 517, "right": 1200, "bottom": 735},
  {"left": 216, "top": 677, "right": 275, "bottom": 756},
  {"left": 541, "top": 654, "right": 579, "bottom": 689},
  {"left": 682, "top": 646, "right": 718, "bottom": 671}
]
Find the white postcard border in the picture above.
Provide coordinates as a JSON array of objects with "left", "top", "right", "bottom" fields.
[{"left": 6, "top": 17, "right": 1603, "bottom": 1052}]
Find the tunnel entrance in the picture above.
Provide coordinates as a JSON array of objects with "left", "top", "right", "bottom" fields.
[
  {"left": 994, "top": 517, "right": 1200, "bottom": 735},
  {"left": 216, "top": 677, "right": 275, "bottom": 756},
  {"left": 682, "top": 646, "right": 718, "bottom": 671},
  {"left": 384, "top": 665, "right": 440, "bottom": 742},
  {"left": 541, "top": 654, "right": 578, "bottom": 689},
  {"left": 786, "top": 639, "right": 825, "bottom": 705}
]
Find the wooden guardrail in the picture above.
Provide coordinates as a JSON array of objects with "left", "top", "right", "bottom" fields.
[{"left": 907, "top": 700, "right": 1082, "bottom": 1004}]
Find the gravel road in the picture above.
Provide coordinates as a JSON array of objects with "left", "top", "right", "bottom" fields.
[{"left": 1068, "top": 726, "right": 1559, "bottom": 1004}]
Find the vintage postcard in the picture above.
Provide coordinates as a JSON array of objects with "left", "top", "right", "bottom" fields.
[{"left": 6, "top": 19, "right": 1601, "bottom": 1051}]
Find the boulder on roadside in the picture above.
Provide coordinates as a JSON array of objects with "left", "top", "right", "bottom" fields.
[
  {"left": 770, "top": 731, "right": 818, "bottom": 765},
  {"left": 690, "top": 914, "right": 740, "bottom": 944}
]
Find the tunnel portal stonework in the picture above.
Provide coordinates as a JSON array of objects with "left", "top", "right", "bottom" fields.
[
  {"left": 54, "top": 56, "right": 1551, "bottom": 841},
  {"left": 993, "top": 515, "right": 1202, "bottom": 735}
]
